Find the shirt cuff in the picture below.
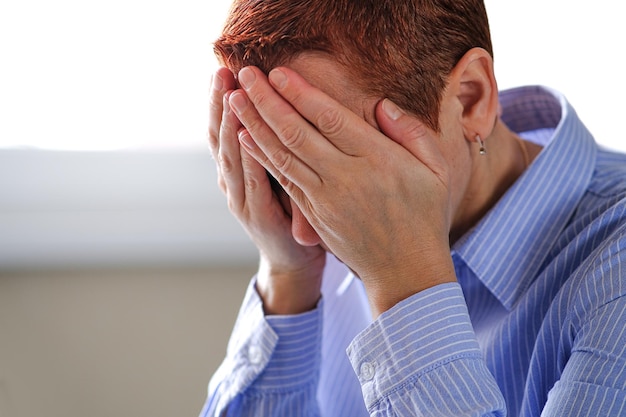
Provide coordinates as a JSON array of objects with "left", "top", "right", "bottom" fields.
[
  {"left": 217, "top": 277, "right": 323, "bottom": 395},
  {"left": 254, "top": 303, "right": 323, "bottom": 390},
  {"left": 346, "top": 282, "right": 484, "bottom": 409}
]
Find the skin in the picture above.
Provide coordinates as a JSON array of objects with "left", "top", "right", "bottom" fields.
[{"left": 208, "top": 48, "right": 541, "bottom": 317}]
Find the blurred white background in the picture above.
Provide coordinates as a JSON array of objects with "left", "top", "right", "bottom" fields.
[
  {"left": 487, "top": 1, "right": 625, "bottom": 153},
  {"left": 0, "top": 0, "right": 230, "bottom": 151},
  {"left": 0, "top": 0, "right": 624, "bottom": 269},
  {"left": 0, "top": 1, "right": 624, "bottom": 417},
  {"left": 0, "top": 1, "right": 623, "bottom": 152}
]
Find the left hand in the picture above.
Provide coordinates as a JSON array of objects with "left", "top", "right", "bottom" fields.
[{"left": 229, "top": 66, "right": 457, "bottom": 315}]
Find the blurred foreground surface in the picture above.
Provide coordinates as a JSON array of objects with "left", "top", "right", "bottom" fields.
[{"left": 0, "top": 265, "right": 254, "bottom": 417}]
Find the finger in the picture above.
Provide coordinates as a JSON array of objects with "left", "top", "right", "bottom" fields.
[
  {"left": 229, "top": 87, "right": 321, "bottom": 197},
  {"left": 267, "top": 66, "right": 378, "bottom": 157},
  {"left": 239, "top": 141, "right": 271, "bottom": 208},
  {"left": 375, "top": 98, "right": 448, "bottom": 178},
  {"left": 218, "top": 91, "right": 246, "bottom": 208},
  {"left": 208, "top": 67, "right": 237, "bottom": 161},
  {"left": 239, "top": 142, "right": 290, "bottom": 231},
  {"left": 209, "top": 68, "right": 237, "bottom": 196},
  {"left": 235, "top": 66, "right": 342, "bottom": 178}
]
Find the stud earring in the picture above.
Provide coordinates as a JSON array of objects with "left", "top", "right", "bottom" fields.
[{"left": 476, "top": 135, "right": 486, "bottom": 155}]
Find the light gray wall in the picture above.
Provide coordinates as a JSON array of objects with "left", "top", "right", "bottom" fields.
[
  {"left": 0, "top": 265, "right": 256, "bottom": 417},
  {"left": 0, "top": 146, "right": 261, "bottom": 417},
  {"left": 0, "top": 149, "right": 257, "bottom": 270}
]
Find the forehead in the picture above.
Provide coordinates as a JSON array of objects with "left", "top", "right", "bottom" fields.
[{"left": 287, "top": 53, "right": 379, "bottom": 128}]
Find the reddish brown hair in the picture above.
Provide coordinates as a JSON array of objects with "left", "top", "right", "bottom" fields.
[{"left": 214, "top": 0, "right": 493, "bottom": 131}]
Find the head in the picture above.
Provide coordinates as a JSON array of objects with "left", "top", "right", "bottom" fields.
[
  {"left": 215, "top": 0, "right": 501, "bottom": 246},
  {"left": 214, "top": 0, "right": 493, "bottom": 132}
]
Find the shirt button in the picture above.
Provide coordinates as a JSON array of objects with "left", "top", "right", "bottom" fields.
[
  {"left": 248, "top": 346, "right": 262, "bottom": 365},
  {"left": 360, "top": 361, "right": 376, "bottom": 381}
]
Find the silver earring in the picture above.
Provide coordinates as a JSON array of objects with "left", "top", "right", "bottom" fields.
[{"left": 476, "top": 135, "right": 486, "bottom": 155}]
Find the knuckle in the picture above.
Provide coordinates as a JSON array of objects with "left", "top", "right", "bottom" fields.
[
  {"left": 207, "top": 128, "right": 219, "bottom": 151},
  {"left": 236, "top": 105, "right": 265, "bottom": 137},
  {"left": 249, "top": 90, "right": 270, "bottom": 112},
  {"left": 268, "top": 152, "right": 295, "bottom": 190},
  {"left": 243, "top": 174, "right": 260, "bottom": 192},
  {"left": 239, "top": 157, "right": 260, "bottom": 192},
  {"left": 317, "top": 107, "right": 345, "bottom": 137},
  {"left": 274, "top": 171, "right": 291, "bottom": 191},
  {"left": 286, "top": 88, "right": 308, "bottom": 109},
  {"left": 404, "top": 121, "right": 428, "bottom": 141},
  {"left": 278, "top": 124, "right": 307, "bottom": 150},
  {"left": 209, "top": 92, "right": 222, "bottom": 115},
  {"left": 244, "top": 117, "right": 264, "bottom": 137},
  {"left": 219, "top": 117, "right": 242, "bottom": 147},
  {"left": 272, "top": 149, "right": 293, "bottom": 173},
  {"left": 226, "top": 196, "right": 239, "bottom": 213},
  {"left": 398, "top": 120, "right": 428, "bottom": 141},
  {"left": 208, "top": 101, "right": 224, "bottom": 147},
  {"left": 218, "top": 151, "right": 234, "bottom": 174}
]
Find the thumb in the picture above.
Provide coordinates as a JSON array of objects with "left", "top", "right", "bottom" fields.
[{"left": 375, "top": 99, "right": 446, "bottom": 172}]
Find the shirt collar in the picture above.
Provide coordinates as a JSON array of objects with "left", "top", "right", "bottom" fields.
[{"left": 452, "top": 86, "right": 597, "bottom": 310}]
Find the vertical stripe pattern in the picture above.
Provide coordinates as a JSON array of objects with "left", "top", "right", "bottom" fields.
[{"left": 201, "top": 86, "right": 626, "bottom": 417}]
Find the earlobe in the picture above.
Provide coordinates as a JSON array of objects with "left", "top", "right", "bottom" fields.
[{"left": 450, "top": 47, "right": 499, "bottom": 142}]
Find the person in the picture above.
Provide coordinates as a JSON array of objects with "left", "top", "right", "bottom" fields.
[{"left": 202, "top": 0, "right": 626, "bottom": 416}]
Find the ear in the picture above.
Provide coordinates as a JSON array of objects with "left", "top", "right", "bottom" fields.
[{"left": 447, "top": 47, "right": 499, "bottom": 144}]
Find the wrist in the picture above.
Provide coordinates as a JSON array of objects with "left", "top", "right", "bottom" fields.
[
  {"left": 360, "top": 245, "right": 456, "bottom": 318},
  {"left": 256, "top": 254, "right": 325, "bottom": 315}
]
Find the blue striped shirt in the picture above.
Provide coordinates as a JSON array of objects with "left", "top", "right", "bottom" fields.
[{"left": 201, "top": 86, "right": 626, "bottom": 416}]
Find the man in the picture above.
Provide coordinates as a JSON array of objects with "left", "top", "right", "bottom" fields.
[{"left": 202, "top": 0, "right": 626, "bottom": 415}]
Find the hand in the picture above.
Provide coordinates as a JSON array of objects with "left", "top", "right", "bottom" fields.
[
  {"left": 208, "top": 67, "right": 326, "bottom": 315},
  {"left": 229, "top": 66, "right": 456, "bottom": 316}
]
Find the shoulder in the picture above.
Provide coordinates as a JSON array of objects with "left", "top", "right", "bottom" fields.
[
  {"left": 564, "top": 218, "right": 626, "bottom": 326},
  {"left": 565, "top": 147, "right": 626, "bottom": 255},
  {"left": 586, "top": 147, "right": 626, "bottom": 199},
  {"left": 553, "top": 150, "right": 626, "bottom": 322}
]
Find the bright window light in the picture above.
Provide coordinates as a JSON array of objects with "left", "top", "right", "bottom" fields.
[
  {"left": 485, "top": 0, "right": 625, "bottom": 153},
  {"left": 0, "top": 1, "right": 623, "bottom": 152},
  {"left": 0, "top": 0, "right": 230, "bottom": 151}
]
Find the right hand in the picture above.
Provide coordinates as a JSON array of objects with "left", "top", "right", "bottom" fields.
[{"left": 208, "top": 67, "right": 326, "bottom": 315}]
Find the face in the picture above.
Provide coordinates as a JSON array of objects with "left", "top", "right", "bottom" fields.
[
  {"left": 273, "top": 53, "right": 471, "bottom": 249},
  {"left": 276, "top": 53, "right": 380, "bottom": 249}
]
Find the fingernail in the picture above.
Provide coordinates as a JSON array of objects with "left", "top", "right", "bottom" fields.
[
  {"left": 269, "top": 68, "right": 287, "bottom": 89},
  {"left": 238, "top": 130, "right": 255, "bottom": 150},
  {"left": 229, "top": 91, "right": 247, "bottom": 113},
  {"left": 212, "top": 72, "right": 223, "bottom": 91},
  {"left": 238, "top": 67, "right": 256, "bottom": 90},
  {"left": 382, "top": 98, "right": 405, "bottom": 121}
]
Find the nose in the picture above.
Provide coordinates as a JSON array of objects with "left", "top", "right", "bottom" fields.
[{"left": 290, "top": 201, "right": 322, "bottom": 246}]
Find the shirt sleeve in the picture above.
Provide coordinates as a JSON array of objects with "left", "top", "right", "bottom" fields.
[
  {"left": 537, "top": 231, "right": 626, "bottom": 416},
  {"left": 346, "top": 282, "right": 506, "bottom": 416},
  {"left": 200, "top": 278, "right": 323, "bottom": 417},
  {"left": 541, "top": 296, "right": 626, "bottom": 415}
]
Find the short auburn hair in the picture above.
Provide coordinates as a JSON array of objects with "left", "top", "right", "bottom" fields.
[{"left": 214, "top": 0, "right": 493, "bottom": 131}]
